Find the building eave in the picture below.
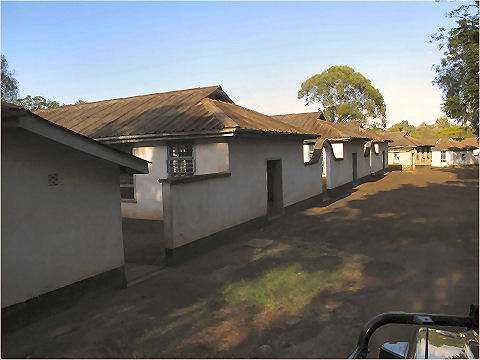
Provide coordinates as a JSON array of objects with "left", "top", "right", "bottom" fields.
[{"left": 3, "top": 113, "right": 149, "bottom": 174}]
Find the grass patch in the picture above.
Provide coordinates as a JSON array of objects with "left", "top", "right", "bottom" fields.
[{"left": 223, "top": 255, "right": 355, "bottom": 315}]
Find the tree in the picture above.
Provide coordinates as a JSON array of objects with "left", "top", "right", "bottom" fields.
[
  {"left": 387, "top": 120, "right": 415, "bottom": 135},
  {"left": 436, "top": 125, "right": 476, "bottom": 138},
  {"left": 298, "top": 65, "right": 386, "bottom": 128},
  {"left": 434, "top": 115, "right": 451, "bottom": 129},
  {"left": 15, "top": 95, "right": 62, "bottom": 111},
  {"left": 1, "top": 55, "right": 19, "bottom": 102},
  {"left": 410, "top": 123, "right": 437, "bottom": 138},
  {"left": 431, "top": 2, "right": 479, "bottom": 134}
]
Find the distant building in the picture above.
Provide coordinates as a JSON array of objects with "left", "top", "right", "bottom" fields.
[
  {"left": 2, "top": 102, "right": 148, "bottom": 324},
  {"left": 431, "top": 137, "right": 479, "bottom": 167},
  {"left": 272, "top": 112, "right": 390, "bottom": 191},
  {"left": 383, "top": 132, "right": 435, "bottom": 170}
]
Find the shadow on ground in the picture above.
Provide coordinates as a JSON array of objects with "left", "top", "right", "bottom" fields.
[{"left": 2, "top": 168, "right": 478, "bottom": 358}]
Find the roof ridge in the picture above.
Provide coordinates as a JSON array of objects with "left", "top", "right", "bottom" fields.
[
  {"left": 272, "top": 111, "right": 321, "bottom": 117},
  {"left": 206, "top": 99, "right": 311, "bottom": 134},
  {"left": 199, "top": 98, "right": 239, "bottom": 128},
  {"left": 34, "top": 85, "right": 221, "bottom": 113},
  {"left": 208, "top": 98, "right": 273, "bottom": 118}
]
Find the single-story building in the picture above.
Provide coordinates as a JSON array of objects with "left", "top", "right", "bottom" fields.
[
  {"left": 2, "top": 102, "right": 149, "bottom": 327},
  {"left": 272, "top": 112, "right": 389, "bottom": 191},
  {"left": 383, "top": 131, "right": 435, "bottom": 170},
  {"left": 34, "top": 86, "right": 323, "bottom": 263},
  {"left": 431, "top": 137, "right": 479, "bottom": 167}
]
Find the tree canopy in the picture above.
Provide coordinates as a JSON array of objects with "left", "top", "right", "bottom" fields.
[
  {"left": 298, "top": 65, "right": 386, "bottom": 128},
  {"left": 385, "top": 119, "right": 475, "bottom": 138},
  {"left": 431, "top": 2, "right": 479, "bottom": 134},
  {"left": 1, "top": 55, "right": 87, "bottom": 110},
  {"left": 15, "top": 95, "right": 62, "bottom": 111},
  {"left": 387, "top": 120, "right": 416, "bottom": 135},
  {"left": 1, "top": 55, "right": 19, "bottom": 102},
  {"left": 434, "top": 115, "right": 451, "bottom": 129}
]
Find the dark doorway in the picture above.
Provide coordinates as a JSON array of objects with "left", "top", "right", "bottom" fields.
[
  {"left": 266, "top": 159, "right": 284, "bottom": 218},
  {"left": 462, "top": 153, "right": 466, "bottom": 166},
  {"left": 352, "top": 152, "right": 357, "bottom": 182}
]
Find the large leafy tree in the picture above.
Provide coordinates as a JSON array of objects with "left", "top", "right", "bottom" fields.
[
  {"left": 15, "top": 95, "right": 62, "bottom": 111},
  {"left": 298, "top": 65, "right": 387, "bottom": 128},
  {"left": 387, "top": 120, "right": 416, "bottom": 135},
  {"left": 0, "top": 55, "right": 87, "bottom": 110},
  {"left": 436, "top": 125, "right": 476, "bottom": 138},
  {"left": 1, "top": 55, "right": 19, "bottom": 102},
  {"left": 431, "top": 2, "right": 479, "bottom": 134},
  {"left": 434, "top": 115, "right": 451, "bottom": 129}
]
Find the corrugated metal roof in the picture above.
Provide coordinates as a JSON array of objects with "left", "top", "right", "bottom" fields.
[
  {"left": 382, "top": 132, "right": 436, "bottom": 147},
  {"left": 2, "top": 101, "right": 149, "bottom": 174},
  {"left": 433, "top": 137, "right": 479, "bottom": 150},
  {"left": 204, "top": 99, "right": 311, "bottom": 135},
  {"left": 33, "top": 85, "right": 311, "bottom": 139},
  {"left": 271, "top": 112, "right": 380, "bottom": 141}
]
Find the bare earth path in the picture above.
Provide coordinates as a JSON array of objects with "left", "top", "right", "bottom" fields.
[{"left": 2, "top": 168, "right": 478, "bottom": 358}]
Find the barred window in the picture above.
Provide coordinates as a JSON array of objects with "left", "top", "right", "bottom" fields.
[
  {"left": 168, "top": 143, "right": 195, "bottom": 177},
  {"left": 441, "top": 150, "right": 446, "bottom": 162},
  {"left": 120, "top": 173, "right": 135, "bottom": 200},
  {"left": 308, "top": 144, "right": 315, "bottom": 161}
]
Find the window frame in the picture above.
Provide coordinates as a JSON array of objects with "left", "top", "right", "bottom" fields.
[
  {"left": 393, "top": 152, "right": 400, "bottom": 163},
  {"left": 167, "top": 142, "right": 195, "bottom": 177},
  {"left": 120, "top": 147, "right": 136, "bottom": 202},
  {"left": 307, "top": 144, "right": 315, "bottom": 161},
  {"left": 440, "top": 150, "right": 446, "bottom": 163}
]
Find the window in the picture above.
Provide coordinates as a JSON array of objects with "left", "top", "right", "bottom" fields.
[
  {"left": 394, "top": 152, "right": 400, "bottom": 163},
  {"left": 120, "top": 173, "right": 135, "bottom": 200},
  {"left": 168, "top": 143, "right": 195, "bottom": 177},
  {"left": 441, "top": 150, "right": 446, "bottom": 162},
  {"left": 308, "top": 144, "right": 315, "bottom": 161}
]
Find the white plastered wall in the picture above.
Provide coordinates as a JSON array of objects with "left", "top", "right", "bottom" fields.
[
  {"left": 431, "top": 150, "right": 447, "bottom": 167},
  {"left": 122, "top": 145, "right": 167, "bottom": 220},
  {"left": 2, "top": 129, "right": 125, "bottom": 308},
  {"left": 447, "top": 150, "right": 478, "bottom": 166},
  {"left": 388, "top": 149, "right": 414, "bottom": 168},
  {"left": 121, "top": 141, "right": 229, "bottom": 220},
  {"left": 324, "top": 140, "right": 371, "bottom": 189},
  {"left": 370, "top": 142, "right": 388, "bottom": 173},
  {"left": 163, "top": 136, "right": 323, "bottom": 249}
]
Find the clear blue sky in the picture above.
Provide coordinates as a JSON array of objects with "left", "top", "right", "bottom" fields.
[{"left": 1, "top": 1, "right": 469, "bottom": 127}]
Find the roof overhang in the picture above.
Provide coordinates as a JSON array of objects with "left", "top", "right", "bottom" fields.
[
  {"left": 2, "top": 107, "right": 149, "bottom": 174},
  {"left": 95, "top": 127, "right": 319, "bottom": 144}
]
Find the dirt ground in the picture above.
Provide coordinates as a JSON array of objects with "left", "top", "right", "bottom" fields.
[{"left": 2, "top": 167, "right": 478, "bottom": 358}]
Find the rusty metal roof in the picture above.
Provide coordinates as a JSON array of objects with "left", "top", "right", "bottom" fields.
[
  {"left": 203, "top": 99, "right": 312, "bottom": 135},
  {"left": 33, "top": 85, "right": 312, "bottom": 139},
  {"left": 382, "top": 132, "right": 426, "bottom": 147},
  {"left": 271, "top": 112, "right": 381, "bottom": 141},
  {"left": 2, "top": 101, "right": 149, "bottom": 174},
  {"left": 432, "top": 137, "right": 479, "bottom": 151}
]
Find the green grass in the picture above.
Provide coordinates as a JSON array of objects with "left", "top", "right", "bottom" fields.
[{"left": 222, "top": 255, "right": 355, "bottom": 315}]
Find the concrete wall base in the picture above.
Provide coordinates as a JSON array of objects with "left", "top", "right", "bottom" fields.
[
  {"left": 165, "top": 193, "right": 328, "bottom": 267},
  {"left": 2, "top": 266, "right": 126, "bottom": 333},
  {"left": 284, "top": 193, "right": 324, "bottom": 215},
  {"left": 165, "top": 216, "right": 268, "bottom": 266},
  {"left": 415, "top": 165, "right": 431, "bottom": 171},
  {"left": 386, "top": 165, "right": 402, "bottom": 172}
]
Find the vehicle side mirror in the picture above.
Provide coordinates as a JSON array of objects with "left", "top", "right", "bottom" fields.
[{"left": 378, "top": 341, "right": 409, "bottom": 359}]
